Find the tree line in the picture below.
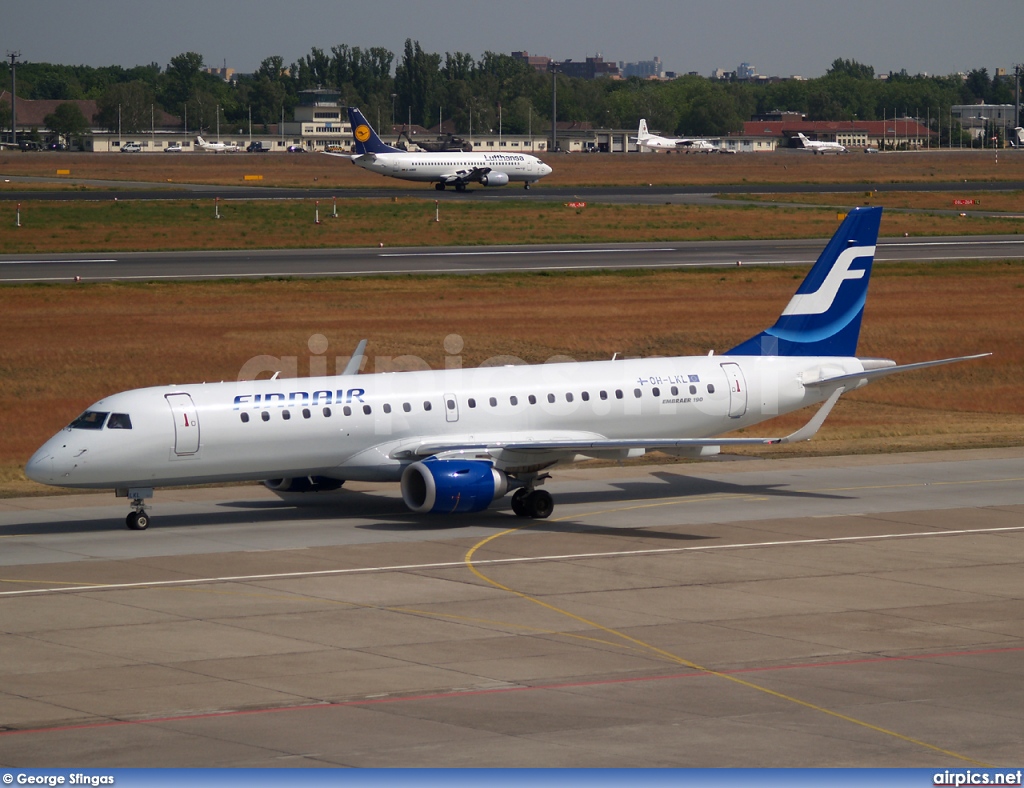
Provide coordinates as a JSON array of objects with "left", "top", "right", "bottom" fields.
[{"left": 1, "top": 46, "right": 1018, "bottom": 144}]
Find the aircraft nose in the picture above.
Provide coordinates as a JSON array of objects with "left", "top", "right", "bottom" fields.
[{"left": 25, "top": 448, "right": 54, "bottom": 484}]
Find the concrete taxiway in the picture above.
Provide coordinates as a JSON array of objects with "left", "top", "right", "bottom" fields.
[
  {"left": 0, "top": 448, "right": 1021, "bottom": 767},
  {"left": 3, "top": 235, "right": 1024, "bottom": 284}
]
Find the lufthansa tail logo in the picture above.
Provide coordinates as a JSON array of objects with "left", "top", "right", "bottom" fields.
[{"left": 354, "top": 125, "right": 371, "bottom": 143}]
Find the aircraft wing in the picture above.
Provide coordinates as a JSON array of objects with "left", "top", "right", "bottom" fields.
[
  {"left": 322, "top": 151, "right": 360, "bottom": 160},
  {"left": 398, "top": 388, "right": 845, "bottom": 461}
]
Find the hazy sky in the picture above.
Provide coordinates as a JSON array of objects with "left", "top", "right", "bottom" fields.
[{"left": 4, "top": 0, "right": 1020, "bottom": 79}]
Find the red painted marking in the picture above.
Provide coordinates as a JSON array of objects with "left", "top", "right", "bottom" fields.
[{"left": 2, "top": 645, "right": 1020, "bottom": 737}]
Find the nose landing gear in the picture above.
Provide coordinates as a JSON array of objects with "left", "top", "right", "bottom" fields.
[
  {"left": 126, "top": 510, "right": 149, "bottom": 530},
  {"left": 118, "top": 487, "right": 154, "bottom": 530}
]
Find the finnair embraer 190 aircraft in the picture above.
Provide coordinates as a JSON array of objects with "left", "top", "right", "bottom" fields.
[
  {"left": 26, "top": 208, "right": 986, "bottom": 529},
  {"left": 324, "top": 107, "right": 552, "bottom": 191}
]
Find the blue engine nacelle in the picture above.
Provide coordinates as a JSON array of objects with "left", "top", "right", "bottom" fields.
[
  {"left": 479, "top": 171, "right": 509, "bottom": 187},
  {"left": 401, "top": 458, "right": 508, "bottom": 514}
]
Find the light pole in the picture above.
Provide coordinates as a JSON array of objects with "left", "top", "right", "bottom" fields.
[
  {"left": 391, "top": 93, "right": 396, "bottom": 131},
  {"left": 7, "top": 51, "right": 20, "bottom": 147},
  {"left": 548, "top": 61, "right": 559, "bottom": 152}
]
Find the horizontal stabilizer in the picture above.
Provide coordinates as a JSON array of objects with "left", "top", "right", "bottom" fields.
[{"left": 804, "top": 353, "right": 991, "bottom": 389}]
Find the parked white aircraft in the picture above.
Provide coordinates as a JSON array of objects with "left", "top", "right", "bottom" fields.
[
  {"left": 634, "top": 119, "right": 718, "bottom": 153},
  {"left": 26, "top": 207, "right": 986, "bottom": 529},
  {"left": 325, "top": 107, "right": 552, "bottom": 191},
  {"left": 195, "top": 135, "right": 239, "bottom": 152},
  {"left": 1010, "top": 127, "right": 1024, "bottom": 148},
  {"left": 795, "top": 132, "right": 848, "bottom": 154}
]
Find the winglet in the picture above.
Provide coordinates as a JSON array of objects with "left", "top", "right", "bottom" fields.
[{"left": 340, "top": 339, "right": 368, "bottom": 376}]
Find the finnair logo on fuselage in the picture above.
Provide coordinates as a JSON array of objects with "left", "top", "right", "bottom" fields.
[{"left": 781, "top": 245, "right": 874, "bottom": 316}]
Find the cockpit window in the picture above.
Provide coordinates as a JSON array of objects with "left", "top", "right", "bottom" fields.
[
  {"left": 107, "top": 413, "right": 133, "bottom": 430},
  {"left": 69, "top": 411, "right": 108, "bottom": 430}
]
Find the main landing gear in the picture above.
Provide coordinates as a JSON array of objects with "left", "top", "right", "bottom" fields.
[
  {"left": 118, "top": 487, "right": 154, "bottom": 530},
  {"left": 510, "top": 488, "right": 553, "bottom": 518},
  {"left": 509, "top": 473, "right": 554, "bottom": 519}
]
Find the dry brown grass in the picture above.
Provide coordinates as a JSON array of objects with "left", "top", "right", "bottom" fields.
[
  {"left": 2, "top": 200, "right": 1023, "bottom": 257},
  {"left": 4, "top": 148, "right": 1024, "bottom": 190},
  {"left": 4, "top": 261, "right": 1021, "bottom": 495}
]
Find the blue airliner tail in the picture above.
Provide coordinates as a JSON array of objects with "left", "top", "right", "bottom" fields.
[
  {"left": 348, "top": 106, "right": 401, "bottom": 155},
  {"left": 725, "top": 207, "right": 883, "bottom": 357}
]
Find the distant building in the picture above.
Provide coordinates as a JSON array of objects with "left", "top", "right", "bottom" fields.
[
  {"left": 0, "top": 91, "right": 99, "bottom": 146},
  {"left": 952, "top": 103, "right": 1018, "bottom": 142},
  {"left": 512, "top": 51, "right": 552, "bottom": 73},
  {"left": 0, "top": 90, "right": 181, "bottom": 151},
  {"left": 557, "top": 55, "right": 620, "bottom": 80},
  {"left": 622, "top": 57, "right": 663, "bottom": 79},
  {"left": 743, "top": 118, "right": 935, "bottom": 150}
]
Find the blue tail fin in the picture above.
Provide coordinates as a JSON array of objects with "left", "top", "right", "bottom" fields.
[
  {"left": 348, "top": 106, "right": 401, "bottom": 155},
  {"left": 725, "top": 207, "right": 882, "bottom": 357}
]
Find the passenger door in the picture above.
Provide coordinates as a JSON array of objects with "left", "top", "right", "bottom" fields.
[
  {"left": 720, "top": 363, "right": 748, "bottom": 418},
  {"left": 165, "top": 393, "right": 200, "bottom": 455}
]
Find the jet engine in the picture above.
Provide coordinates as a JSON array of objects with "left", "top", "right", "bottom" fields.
[
  {"left": 479, "top": 172, "right": 510, "bottom": 187},
  {"left": 262, "top": 476, "right": 345, "bottom": 493},
  {"left": 401, "top": 458, "right": 508, "bottom": 514}
]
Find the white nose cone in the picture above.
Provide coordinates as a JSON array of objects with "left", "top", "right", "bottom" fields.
[{"left": 25, "top": 447, "right": 54, "bottom": 484}]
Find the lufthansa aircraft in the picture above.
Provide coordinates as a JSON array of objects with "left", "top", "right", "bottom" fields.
[
  {"left": 325, "top": 107, "right": 552, "bottom": 191},
  {"left": 26, "top": 208, "right": 986, "bottom": 529}
]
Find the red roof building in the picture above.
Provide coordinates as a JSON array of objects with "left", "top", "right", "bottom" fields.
[{"left": 744, "top": 118, "right": 936, "bottom": 149}]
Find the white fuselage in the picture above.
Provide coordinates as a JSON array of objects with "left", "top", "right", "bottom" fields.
[
  {"left": 638, "top": 135, "right": 715, "bottom": 153},
  {"left": 797, "top": 136, "right": 846, "bottom": 154},
  {"left": 354, "top": 151, "right": 551, "bottom": 184},
  {"left": 27, "top": 354, "right": 869, "bottom": 491}
]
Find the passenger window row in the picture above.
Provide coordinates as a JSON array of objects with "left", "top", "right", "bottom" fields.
[
  {"left": 465, "top": 384, "right": 707, "bottom": 409},
  {"left": 238, "top": 384, "right": 715, "bottom": 424}
]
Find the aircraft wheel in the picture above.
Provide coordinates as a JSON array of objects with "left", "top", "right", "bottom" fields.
[
  {"left": 510, "top": 488, "right": 531, "bottom": 517},
  {"left": 525, "top": 490, "right": 553, "bottom": 519},
  {"left": 434, "top": 182, "right": 445, "bottom": 191},
  {"left": 455, "top": 183, "right": 467, "bottom": 192},
  {"left": 126, "top": 511, "right": 149, "bottom": 530},
  {"left": 524, "top": 182, "right": 531, "bottom": 190}
]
